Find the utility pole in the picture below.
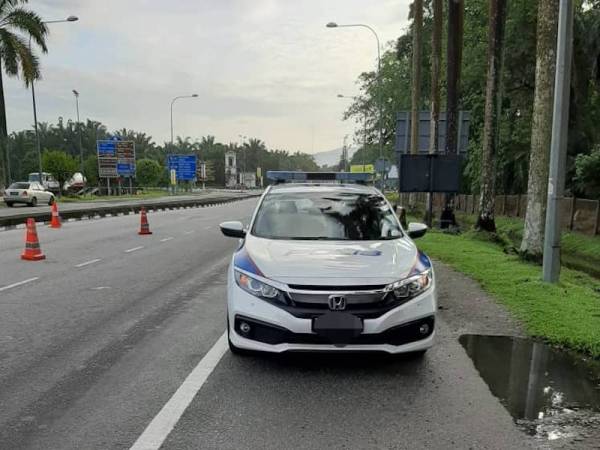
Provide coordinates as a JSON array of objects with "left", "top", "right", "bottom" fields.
[
  {"left": 542, "top": 0, "right": 574, "bottom": 283},
  {"left": 72, "top": 90, "right": 84, "bottom": 174}
]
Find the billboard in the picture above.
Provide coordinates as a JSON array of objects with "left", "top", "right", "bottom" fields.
[
  {"left": 97, "top": 140, "right": 136, "bottom": 178},
  {"left": 167, "top": 154, "right": 197, "bottom": 181}
]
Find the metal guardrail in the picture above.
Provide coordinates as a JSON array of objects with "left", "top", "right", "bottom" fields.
[{"left": 0, "top": 193, "right": 261, "bottom": 228}]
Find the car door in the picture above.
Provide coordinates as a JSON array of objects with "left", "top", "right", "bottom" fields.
[{"left": 32, "top": 183, "right": 49, "bottom": 202}]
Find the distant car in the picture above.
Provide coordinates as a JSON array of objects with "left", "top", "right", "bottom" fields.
[
  {"left": 28, "top": 172, "right": 60, "bottom": 195},
  {"left": 63, "top": 172, "right": 86, "bottom": 194},
  {"left": 3, "top": 182, "right": 55, "bottom": 207}
]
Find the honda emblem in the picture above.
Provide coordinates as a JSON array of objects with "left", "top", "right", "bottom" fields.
[{"left": 328, "top": 295, "right": 346, "bottom": 311}]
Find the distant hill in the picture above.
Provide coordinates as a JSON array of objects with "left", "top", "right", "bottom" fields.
[{"left": 312, "top": 146, "right": 357, "bottom": 168}]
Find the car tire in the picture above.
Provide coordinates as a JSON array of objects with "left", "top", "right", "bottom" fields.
[
  {"left": 48, "top": 197, "right": 54, "bottom": 206},
  {"left": 5, "top": 202, "right": 14, "bottom": 207},
  {"left": 30, "top": 197, "right": 37, "bottom": 207}
]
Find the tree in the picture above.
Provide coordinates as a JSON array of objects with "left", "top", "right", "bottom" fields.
[
  {"left": 476, "top": 0, "right": 508, "bottom": 232},
  {"left": 410, "top": 0, "right": 424, "bottom": 154},
  {"left": 445, "top": 0, "right": 464, "bottom": 154},
  {"left": 42, "top": 150, "right": 77, "bottom": 193},
  {"left": 574, "top": 146, "right": 600, "bottom": 199},
  {"left": 83, "top": 155, "right": 98, "bottom": 186},
  {"left": 136, "top": 158, "right": 163, "bottom": 186},
  {"left": 0, "top": 1, "right": 48, "bottom": 188},
  {"left": 520, "top": 0, "right": 559, "bottom": 259},
  {"left": 429, "top": 0, "right": 443, "bottom": 154}
]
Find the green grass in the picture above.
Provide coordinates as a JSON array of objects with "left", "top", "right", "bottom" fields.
[
  {"left": 59, "top": 191, "right": 169, "bottom": 203},
  {"left": 418, "top": 230, "right": 600, "bottom": 357}
]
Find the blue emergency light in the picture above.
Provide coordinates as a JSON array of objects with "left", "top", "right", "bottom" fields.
[{"left": 266, "top": 171, "right": 372, "bottom": 184}]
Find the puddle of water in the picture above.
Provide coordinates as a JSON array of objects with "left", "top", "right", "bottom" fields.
[{"left": 460, "top": 334, "right": 600, "bottom": 445}]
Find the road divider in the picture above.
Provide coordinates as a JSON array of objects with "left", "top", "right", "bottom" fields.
[{"left": 0, "top": 192, "right": 261, "bottom": 228}]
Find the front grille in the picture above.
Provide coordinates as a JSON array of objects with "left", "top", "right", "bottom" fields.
[{"left": 287, "top": 284, "right": 387, "bottom": 291}]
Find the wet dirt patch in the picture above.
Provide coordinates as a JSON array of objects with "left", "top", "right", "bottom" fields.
[{"left": 460, "top": 334, "right": 600, "bottom": 448}]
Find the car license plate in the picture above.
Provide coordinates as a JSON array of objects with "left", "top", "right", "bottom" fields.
[
  {"left": 312, "top": 312, "right": 363, "bottom": 346},
  {"left": 9, "top": 192, "right": 18, "bottom": 196}
]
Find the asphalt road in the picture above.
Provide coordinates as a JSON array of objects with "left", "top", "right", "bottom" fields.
[{"left": 0, "top": 199, "right": 538, "bottom": 450}]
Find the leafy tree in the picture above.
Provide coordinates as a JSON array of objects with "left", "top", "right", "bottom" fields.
[
  {"left": 0, "top": 0, "right": 48, "bottom": 188},
  {"left": 136, "top": 158, "right": 163, "bottom": 186},
  {"left": 83, "top": 155, "right": 98, "bottom": 186},
  {"left": 574, "top": 147, "right": 600, "bottom": 198},
  {"left": 42, "top": 150, "right": 77, "bottom": 193}
]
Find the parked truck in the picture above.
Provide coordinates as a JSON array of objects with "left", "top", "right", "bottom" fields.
[{"left": 28, "top": 172, "right": 60, "bottom": 195}]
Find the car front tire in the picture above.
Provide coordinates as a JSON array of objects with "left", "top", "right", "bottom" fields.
[
  {"left": 48, "top": 197, "right": 54, "bottom": 206},
  {"left": 30, "top": 197, "right": 37, "bottom": 207},
  {"left": 5, "top": 202, "right": 14, "bottom": 207}
]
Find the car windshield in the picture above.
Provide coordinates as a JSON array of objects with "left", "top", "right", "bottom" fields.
[
  {"left": 252, "top": 190, "right": 403, "bottom": 240},
  {"left": 28, "top": 174, "right": 40, "bottom": 182},
  {"left": 9, "top": 182, "right": 29, "bottom": 189}
]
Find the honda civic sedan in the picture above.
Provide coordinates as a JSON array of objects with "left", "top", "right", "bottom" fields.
[{"left": 220, "top": 172, "right": 436, "bottom": 356}]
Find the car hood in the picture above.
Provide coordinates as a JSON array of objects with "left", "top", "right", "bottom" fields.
[{"left": 241, "top": 235, "right": 420, "bottom": 285}]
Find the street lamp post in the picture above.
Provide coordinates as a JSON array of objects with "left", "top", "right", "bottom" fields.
[
  {"left": 72, "top": 89, "right": 83, "bottom": 174},
  {"left": 170, "top": 94, "right": 198, "bottom": 150},
  {"left": 327, "top": 22, "right": 384, "bottom": 186},
  {"left": 29, "top": 16, "right": 78, "bottom": 185},
  {"left": 337, "top": 94, "right": 368, "bottom": 173}
]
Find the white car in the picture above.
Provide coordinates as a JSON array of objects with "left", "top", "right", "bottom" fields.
[
  {"left": 220, "top": 172, "right": 436, "bottom": 356},
  {"left": 3, "top": 181, "right": 56, "bottom": 207}
]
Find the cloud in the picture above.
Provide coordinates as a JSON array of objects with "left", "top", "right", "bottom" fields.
[{"left": 4, "top": 0, "right": 409, "bottom": 152}]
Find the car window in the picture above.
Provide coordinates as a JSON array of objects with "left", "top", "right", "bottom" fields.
[
  {"left": 252, "top": 191, "right": 403, "bottom": 240},
  {"left": 9, "top": 182, "right": 30, "bottom": 189}
]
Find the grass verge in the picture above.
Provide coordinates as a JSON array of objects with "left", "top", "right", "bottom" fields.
[
  {"left": 417, "top": 230, "right": 600, "bottom": 357},
  {"left": 59, "top": 191, "right": 170, "bottom": 203}
]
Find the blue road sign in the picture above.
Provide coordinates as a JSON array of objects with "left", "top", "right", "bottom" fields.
[
  {"left": 97, "top": 140, "right": 136, "bottom": 178},
  {"left": 168, "top": 155, "right": 197, "bottom": 181}
]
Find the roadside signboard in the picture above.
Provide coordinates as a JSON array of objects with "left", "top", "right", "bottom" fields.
[
  {"left": 350, "top": 164, "right": 375, "bottom": 173},
  {"left": 97, "top": 140, "right": 136, "bottom": 178},
  {"left": 167, "top": 155, "right": 197, "bottom": 181}
]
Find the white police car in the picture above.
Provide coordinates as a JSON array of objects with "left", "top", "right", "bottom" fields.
[{"left": 220, "top": 171, "right": 436, "bottom": 356}]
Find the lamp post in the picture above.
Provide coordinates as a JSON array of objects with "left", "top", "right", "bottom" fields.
[
  {"left": 170, "top": 94, "right": 198, "bottom": 150},
  {"left": 327, "top": 22, "right": 383, "bottom": 186},
  {"left": 29, "top": 15, "right": 78, "bottom": 185},
  {"left": 72, "top": 89, "right": 84, "bottom": 174},
  {"left": 337, "top": 94, "right": 368, "bottom": 172}
]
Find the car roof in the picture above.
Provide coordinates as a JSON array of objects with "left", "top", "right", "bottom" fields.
[{"left": 267, "top": 183, "right": 380, "bottom": 195}]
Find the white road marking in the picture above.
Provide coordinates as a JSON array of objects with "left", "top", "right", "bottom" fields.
[
  {"left": 91, "top": 286, "right": 111, "bottom": 290},
  {"left": 203, "top": 226, "right": 211, "bottom": 230},
  {"left": 160, "top": 237, "right": 174, "bottom": 242},
  {"left": 74, "top": 258, "right": 101, "bottom": 268},
  {"left": 129, "top": 332, "right": 228, "bottom": 450},
  {"left": 0, "top": 277, "right": 40, "bottom": 292},
  {"left": 183, "top": 230, "right": 194, "bottom": 235},
  {"left": 124, "top": 246, "right": 144, "bottom": 253}
]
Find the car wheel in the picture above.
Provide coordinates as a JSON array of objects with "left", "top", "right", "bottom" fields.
[
  {"left": 48, "top": 197, "right": 54, "bottom": 206},
  {"left": 5, "top": 202, "right": 14, "bottom": 207},
  {"left": 30, "top": 197, "right": 37, "bottom": 207}
]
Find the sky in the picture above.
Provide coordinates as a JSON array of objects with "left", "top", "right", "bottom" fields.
[{"left": 4, "top": 0, "right": 410, "bottom": 154}]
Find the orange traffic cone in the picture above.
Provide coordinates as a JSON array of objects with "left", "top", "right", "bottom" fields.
[
  {"left": 21, "top": 218, "right": 46, "bottom": 261},
  {"left": 50, "top": 202, "right": 61, "bottom": 228},
  {"left": 138, "top": 207, "right": 152, "bottom": 235}
]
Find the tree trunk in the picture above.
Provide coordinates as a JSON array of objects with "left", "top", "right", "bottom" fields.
[
  {"left": 445, "top": 0, "right": 464, "bottom": 155},
  {"left": 410, "top": 0, "right": 423, "bottom": 154},
  {"left": 425, "top": 0, "right": 443, "bottom": 226},
  {"left": 476, "top": 0, "right": 508, "bottom": 232},
  {"left": 0, "top": 60, "right": 7, "bottom": 190},
  {"left": 519, "top": 0, "right": 559, "bottom": 259}
]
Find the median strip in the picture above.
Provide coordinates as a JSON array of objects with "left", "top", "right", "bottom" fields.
[{"left": 0, "top": 277, "right": 40, "bottom": 292}]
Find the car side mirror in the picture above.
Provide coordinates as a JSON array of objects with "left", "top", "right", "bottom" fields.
[
  {"left": 407, "top": 222, "right": 428, "bottom": 239},
  {"left": 220, "top": 221, "right": 246, "bottom": 238}
]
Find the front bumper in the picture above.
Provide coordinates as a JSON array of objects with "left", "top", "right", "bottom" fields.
[{"left": 227, "top": 269, "right": 437, "bottom": 354}]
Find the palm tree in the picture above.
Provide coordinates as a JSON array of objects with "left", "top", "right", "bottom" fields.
[
  {"left": 0, "top": 0, "right": 48, "bottom": 188},
  {"left": 476, "top": 0, "right": 508, "bottom": 232},
  {"left": 519, "top": 0, "right": 559, "bottom": 259}
]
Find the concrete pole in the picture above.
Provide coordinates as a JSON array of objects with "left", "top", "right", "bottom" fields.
[{"left": 542, "top": 0, "right": 574, "bottom": 283}]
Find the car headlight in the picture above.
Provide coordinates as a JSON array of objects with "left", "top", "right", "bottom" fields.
[
  {"left": 234, "top": 270, "right": 280, "bottom": 299},
  {"left": 387, "top": 269, "right": 432, "bottom": 301}
]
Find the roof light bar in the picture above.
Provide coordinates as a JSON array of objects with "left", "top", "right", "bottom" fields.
[{"left": 266, "top": 171, "right": 372, "bottom": 184}]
